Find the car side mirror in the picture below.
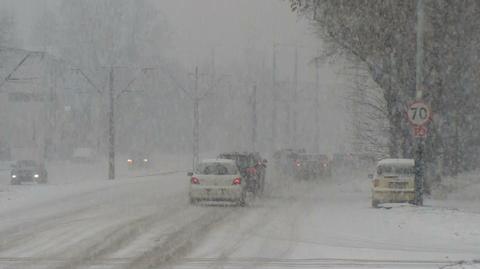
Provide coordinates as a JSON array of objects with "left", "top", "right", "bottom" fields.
[
  {"left": 187, "top": 172, "right": 193, "bottom": 177},
  {"left": 368, "top": 174, "right": 374, "bottom": 179}
]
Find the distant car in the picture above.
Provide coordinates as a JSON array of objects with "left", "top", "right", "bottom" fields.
[
  {"left": 273, "top": 148, "right": 305, "bottom": 176},
  {"left": 293, "top": 153, "right": 332, "bottom": 180},
  {"left": 217, "top": 152, "right": 266, "bottom": 195},
  {"left": 127, "top": 153, "right": 150, "bottom": 169},
  {"left": 370, "top": 158, "right": 416, "bottom": 208},
  {"left": 71, "top": 147, "right": 96, "bottom": 163},
  {"left": 10, "top": 160, "right": 48, "bottom": 185},
  {"left": 188, "top": 159, "right": 246, "bottom": 206}
]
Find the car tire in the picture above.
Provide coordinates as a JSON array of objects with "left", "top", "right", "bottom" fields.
[
  {"left": 259, "top": 178, "right": 265, "bottom": 195},
  {"left": 372, "top": 199, "right": 379, "bottom": 208},
  {"left": 238, "top": 191, "right": 246, "bottom": 207}
]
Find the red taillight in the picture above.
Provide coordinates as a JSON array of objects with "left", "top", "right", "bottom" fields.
[
  {"left": 191, "top": 177, "right": 200, "bottom": 184},
  {"left": 232, "top": 177, "right": 241, "bottom": 185},
  {"left": 373, "top": 179, "right": 380, "bottom": 187}
]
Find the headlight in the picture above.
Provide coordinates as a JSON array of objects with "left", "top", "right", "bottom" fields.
[
  {"left": 11, "top": 174, "right": 16, "bottom": 178},
  {"left": 127, "top": 159, "right": 133, "bottom": 163},
  {"left": 34, "top": 174, "right": 39, "bottom": 178},
  {"left": 143, "top": 158, "right": 148, "bottom": 162}
]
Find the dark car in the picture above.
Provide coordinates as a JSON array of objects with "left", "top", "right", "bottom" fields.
[
  {"left": 293, "top": 154, "right": 332, "bottom": 180},
  {"left": 10, "top": 160, "right": 48, "bottom": 185},
  {"left": 127, "top": 153, "right": 151, "bottom": 169},
  {"left": 218, "top": 152, "right": 267, "bottom": 195},
  {"left": 273, "top": 148, "right": 305, "bottom": 176}
]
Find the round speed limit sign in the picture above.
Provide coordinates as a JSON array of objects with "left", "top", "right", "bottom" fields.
[{"left": 407, "top": 101, "right": 431, "bottom": 126}]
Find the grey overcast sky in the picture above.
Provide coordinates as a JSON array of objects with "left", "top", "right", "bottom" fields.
[
  {"left": 1, "top": 0, "right": 347, "bottom": 153},
  {"left": 3, "top": 0, "right": 321, "bottom": 76}
]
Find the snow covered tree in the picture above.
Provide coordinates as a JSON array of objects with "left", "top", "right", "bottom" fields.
[{"left": 291, "top": 0, "right": 480, "bottom": 178}]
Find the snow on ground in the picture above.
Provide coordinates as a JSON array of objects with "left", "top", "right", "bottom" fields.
[
  {"left": 171, "top": 168, "right": 480, "bottom": 269},
  {"left": 429, "top": 171, "right": 480, "bottom": 214},
  {"left": 0, "top": 160, "right": 478, "bottom": 269},
  {"left": 0, "top": 153, "right": 189, "bottom": 210}
]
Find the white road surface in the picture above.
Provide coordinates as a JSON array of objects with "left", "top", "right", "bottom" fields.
[{"left": 0, "top": 159, "right": 478, "bottom": 269}]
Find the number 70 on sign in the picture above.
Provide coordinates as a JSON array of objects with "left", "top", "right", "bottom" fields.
[{"left": 407, "top": 101, "right": 431, "bottom": 126}]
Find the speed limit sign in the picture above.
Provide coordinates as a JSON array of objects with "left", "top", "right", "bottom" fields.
[{"left": 407, "top": 101, "right": 431, "bottom": 126}]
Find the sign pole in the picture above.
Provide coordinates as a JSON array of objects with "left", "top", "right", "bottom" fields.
[{"left": 414, "top": 0, "right": 425, "bottom": 206}]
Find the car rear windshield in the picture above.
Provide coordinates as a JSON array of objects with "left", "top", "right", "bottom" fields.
[
  {"left": 219, "top": 154, "right": 252, "bottom": 169},
  {"left": 377, "top": 165, "right": 414, "bottom": 175},
  {"left": 196, "top": 162, "right": 238, "bottom": 175},
  {"left": 17, "top": 160, "right": 37, "bottom": 167}
]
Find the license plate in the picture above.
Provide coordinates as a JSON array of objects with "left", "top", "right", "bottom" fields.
[{"left": 389, "top": 182, "right": 407, "bottom": 188}]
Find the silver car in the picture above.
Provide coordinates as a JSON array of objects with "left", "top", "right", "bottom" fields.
[{"left": 188, "top": 159, "right": 246, "bottom": 206}]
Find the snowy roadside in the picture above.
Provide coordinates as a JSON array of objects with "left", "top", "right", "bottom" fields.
[
  {"left": 0, "top": 154, "right": 190, "bottom": 216},
  {"left": 429, "top": 171, "right": 480, "bottom": 213}
]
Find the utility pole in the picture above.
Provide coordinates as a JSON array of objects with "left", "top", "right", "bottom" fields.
[
  {"left": 414, "top": 0, "right": 425, "bottom": 205},
  {"left": 292, "top": 47, "right": 299, "bottom": 148},
  {"left": 193, "top": 66, "right": 200, "bottom": 171},
  {"left": 108, "top": 66, "right": 115, "bottom": 180},
  {"left": 71, "top": 66, "right": 150, "bottom": 180},
  {"left": 251, "top": 85, "right": 257, "bottom": 152},
  {"left": 271, "top": 43, "right": 277, "bottom": 153},
  {"left": 162, "top": 65, "right": 224, "bottom": 171},
  {"left": 314, "top": 56, "right": 320, "bottom": 153},
  {"left": 210, "top": 47, "right": 216, "bottom": 88}
]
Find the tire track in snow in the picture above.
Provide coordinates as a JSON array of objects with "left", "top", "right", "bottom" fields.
[
  {"left": 0, "top": 173, "right": 187, "bottom": 269},
  {"left": 0, "top": 202, "right": 105, "bottom": 253},
  {"left": 124, "top": 207, "right": 231, "bottom": 269},
  {"left": 51, "top": 206, "right": 180, "bottom": 269},
  {"left": 177, "top": 257, "right": 454, "bottom": 268},
  {"left": 0, "top": 197, "right": 187, "bottom": 269},
  {"left": 0, "top": 256, "right": 457, "bottom": 268}
]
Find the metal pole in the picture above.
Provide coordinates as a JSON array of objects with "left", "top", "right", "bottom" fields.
[
  {"left": 251, "top": 85, "right": 257, "bottom": 152},
  {"left": 314, "top": 57, "right": 320, "bottom": 153},
  {"left": 292, "top": 47, "right": 298, "bottom": 148},
  {"left": 271, "top": 43, "right": 277, "bottom": 152},
  {"left": 108, "top": 66, "right": 115, "bottom": 180},
  {"left": 193, "top": 66, "right": 199, "bottom": 171},
  {"left": 415, "top": 0, "right": 425, "bottom": 101},
  {"left": 414, "top": 0, "right": 425, "bottom": 205}
]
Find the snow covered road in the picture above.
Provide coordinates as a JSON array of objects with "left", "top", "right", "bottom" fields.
[{"left": 0, "top": 164, "right": 478, "bottom": 269}]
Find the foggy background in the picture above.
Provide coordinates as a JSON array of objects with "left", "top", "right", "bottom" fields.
[{"left": 0, "top": 0, "right": 350, "bottom": 163}]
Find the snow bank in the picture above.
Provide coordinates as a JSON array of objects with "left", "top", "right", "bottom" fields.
[{"left": 430, "top": 170, "right": 480, "bottom": 213}]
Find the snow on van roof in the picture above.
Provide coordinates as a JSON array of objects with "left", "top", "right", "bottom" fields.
[
  {"left": 378, "top": 158, "right": 414, "bottom": 166},
  {"left": 200, "top": 158, "right": 236, "bottom": 164}
]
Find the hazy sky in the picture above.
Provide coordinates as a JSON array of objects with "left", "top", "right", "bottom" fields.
[
  {"left": 3, "top": 0, "right": 322, "bottom": 78},
  {"left": 1, "top": 0, "right": 348, "bottom": 152}
]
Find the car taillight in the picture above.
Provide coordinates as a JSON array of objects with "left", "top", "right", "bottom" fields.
[
  {"left": 232, "top": 177, "right": 241, "bottom": 185},
  {"left": 373, "top": 179, "right": 380, "bottom": 187},
  {"left": 127, "top": 159, "right": 133, "bottom": 163},
  {"left": 191, "top": 177, "right": 200, "bottom": 184},
  {"left": 295, "top": 160, "right": 301, "bottom": 167}
]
